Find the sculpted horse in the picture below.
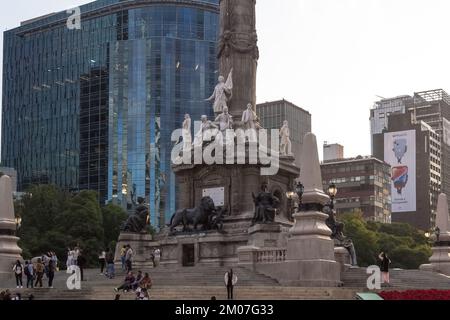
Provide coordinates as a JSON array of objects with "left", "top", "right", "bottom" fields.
[{"left": 169, "top": 196, "right": 216, "bottom": 233}]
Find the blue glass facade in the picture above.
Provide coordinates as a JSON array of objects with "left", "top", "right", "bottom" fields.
[{"left": 1, "top": 0, "right": 219, "bottom": 227}]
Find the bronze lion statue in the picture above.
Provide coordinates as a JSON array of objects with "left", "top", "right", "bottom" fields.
[{"left": 169, "top": 196, "right": 217, "bottom": 233}]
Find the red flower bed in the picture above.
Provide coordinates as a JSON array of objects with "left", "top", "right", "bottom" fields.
[{"left": 379, "top": 290, "right": 450, "bottom": 300}]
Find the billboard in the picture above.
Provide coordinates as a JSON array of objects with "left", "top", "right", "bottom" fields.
[
  {"left": 443, "top": 118, "right": 450, "bottom": 147},
  {"left": 384, "top": 130, "right": 416, "bottom": 213}
]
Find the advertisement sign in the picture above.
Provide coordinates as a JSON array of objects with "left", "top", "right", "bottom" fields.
[{"left": 384, "top": 130, "right": 416, "bottom": 213}]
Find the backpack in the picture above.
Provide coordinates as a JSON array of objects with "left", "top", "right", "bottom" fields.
[{"left": 24, "top": 266, "right": 30, "bottom": 276}]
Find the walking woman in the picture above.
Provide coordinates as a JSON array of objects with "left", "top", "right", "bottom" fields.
[
  {"left": 12, "top": 260, "right": 24, "bottom": 288},
  {"left": 379, "top": 252, "right": 392, "bottom": 286}
]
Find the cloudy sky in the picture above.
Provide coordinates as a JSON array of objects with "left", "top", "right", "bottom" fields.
[{"left": 1, "top": 0, "right": 450, "bottom": 159}]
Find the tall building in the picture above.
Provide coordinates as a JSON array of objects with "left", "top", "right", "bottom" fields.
[
  {"left": 323, "top": 143, "right": 344, "bottom": 161},
  {"left": 370, "top": 89, "right": 450, "bottom": 213},
  {"left": 1, "top": 0, "right": 220, "bottom": 228},
  {"left": 372, "top": 112, "right": 441, "bottom": 230},
  {"left": 257, "top": 99, "right": 312, "bottom": 167},
  {"left": 321, "top": 156, "right": 392, "bottom": 223}
]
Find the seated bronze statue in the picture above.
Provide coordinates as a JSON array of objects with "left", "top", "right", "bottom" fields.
[{"left": 252, "top": 183, "right": 280, "bottom": 225}]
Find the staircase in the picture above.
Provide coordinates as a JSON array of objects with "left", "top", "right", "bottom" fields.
[
  {"left": 1, "top": 266, "right": 359, "bottom": 300},
  {"left": 342, "top": 267, "right": 450, "bottom": 289}
]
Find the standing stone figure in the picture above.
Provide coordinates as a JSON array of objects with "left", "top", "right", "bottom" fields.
[
  {"left": 205, "top": 70, "right": 233, "bottom": 115},
  {"left": 280, "top": 120, "right": 292, "bottom": 156},
  {"left": 182, "top": 114, "right": 192, "bottom": 154},
  {"left": 242, "top": 103, "right": 261, "bottom": 143},
  {"left": 215, "top": 106, "right": 233, "bottom": 145},
  {"left": 193, "top": 115, "right": 218, "bottom": 147}
]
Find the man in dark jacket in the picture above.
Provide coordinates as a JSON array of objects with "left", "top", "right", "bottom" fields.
[{"left": 77, "top": 251, "right": 87, "bottom": 282}]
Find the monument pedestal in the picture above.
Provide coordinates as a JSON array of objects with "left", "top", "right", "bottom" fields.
[
  {"left": 115, "top": 232, "right": 155, "bottom": 268},
  {"left": 248, "top": 223, "right": 283, "bottom": 248},
  {"left": 334, "top": 247, "right": 352, "bottom": 272},
  {"left": 420, "top": 245, "right": 450, "bottom": 276},
  {"left": 0, "top": 175, "right": 22, "bottom": 281}
]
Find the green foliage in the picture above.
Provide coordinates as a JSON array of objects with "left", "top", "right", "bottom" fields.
[
  {"left": 341, "top": 213, "right": 432, "bottom": 269},
  {"left": 16, "top": 185, "right": 122, "bottom": 267},
  {"left": 102, "top": 204, "right": 127, "bottom": 250}
]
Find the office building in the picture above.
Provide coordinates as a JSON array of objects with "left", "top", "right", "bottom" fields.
[
  {"left": 372, "top": 112, "right": 441, "bottom": 230},
  {"left": 371, "top": 90, "right": 450, "bottom": 210},
  {"left": 323, "top": 143, "right": 344, "bottom": 161},
  {"left": 257, "top": 99, "right": 312, "bottom": 167},
  {"left": 321, "top": 156, "right": 392, "bottom": 223},
  {"left": 1, "top": 0, "right": 220, "bottom": 227}
]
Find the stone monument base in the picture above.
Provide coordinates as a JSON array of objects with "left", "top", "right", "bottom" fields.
[
  {"left": 420, "top": 245, "right": 450, "bottom": 276},
  {"left": 0, "top": 235, "right": 22, "bottom": 282},
  {"left": 254, "top": 259, "right": 341, "bottom": 287},
  {"left": 248, "top": 223, "right": 283, "bottom": 248},
  {"left": 334, "top": 247, "right": 352, "bottom": 272},
  {"left": 115, "top": 232, "right": 155, "bottom": 268}
]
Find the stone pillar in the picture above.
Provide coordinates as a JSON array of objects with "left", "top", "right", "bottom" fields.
[
  {"left": 0, "top": 175, "right": 22, "bottom": 281},
  {"left": 219, "top": 0, "right": 259, "bottom": 118},
  {"left": 420, "top": 193, "right": 450, "bottom": 275},
  {"left": 284, "top": 133, "right": 341, "bottom": 286}
]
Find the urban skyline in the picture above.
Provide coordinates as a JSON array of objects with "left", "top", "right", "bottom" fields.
[{"left": 2, "top": 0, "right": 450, "bottom": 160}]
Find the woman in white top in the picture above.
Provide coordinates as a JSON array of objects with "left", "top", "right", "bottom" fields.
[
  {"left": 99, "top": 250, "right": 106, "bottom": 275},
  {"left": 67, "top": 248, "right": 74, "bottom": 268}
]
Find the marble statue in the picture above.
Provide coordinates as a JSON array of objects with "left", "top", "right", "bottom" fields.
[
  {"left": 121, "top": 197, "right": 149, "bottom": 233},
  {"left": 252, "top": 183, "right": 280, "bottom": 225},
  {"left": 193, "top": 115, "right": 218, "bottom": 147},
  {"left": 215, "top": 106, "right": 233, "bottom": 145},
  {"left": 280, "top": 120, "right": 293, "bottom": 156},
  {"left": 182, "top": 114, "right": 192, "bottom": 153},
  {"left": 242, "top": 103, "right": 261, "bottom": 143},
  {"left": 206, "top": 69, "right": 233, "bottom": 115}
]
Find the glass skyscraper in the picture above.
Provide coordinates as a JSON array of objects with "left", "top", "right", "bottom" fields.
[{"left": 1, "top": 0, "right": 219, "bottom": 227}]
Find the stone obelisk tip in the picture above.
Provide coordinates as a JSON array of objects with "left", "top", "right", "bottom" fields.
[{"left": 299, "top": 133, "right": 329, "bottom": 205}]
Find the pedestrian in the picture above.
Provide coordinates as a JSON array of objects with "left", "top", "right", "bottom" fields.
[
  {"left": 139, "top": 273, "right": 152, "bottom": 291},
  {"left": 125, "top": 245, "right": 133, "bottom": 272},
  {"left": 48, "top": 259, "right": 56, "bottom": 288},
  {"left": 51, "top": 252, "right": 58, "bottom": 271},
  {"left": 67, "top": 248, "right": 74, "bottom": 267},
  {"left": 73, "top": 246, "right": 80, "bottom": 266},
  {"left": 24, "top": 261, "right": 35, "bottom": 288},
  {"left": 77, "top": 250, "right": 87, "bottom": 281},
  {"left": 12, "top": 260, "right": 24, "bottom": 288},
  {"left": 105, "top": 248, "right": 115, "bottom": 279},
  {"left": 99, "top": 250, "right": 106, "bottom": 275},
  {"left": 379, "top": 252, "right": 392, "bottom": 286},
  {"left": 114, "top": 271, "right": 135, "bottom": 293},
  {"left": 131, "top": 271, "right": 143, "bottom": 291},
  {"left": 153, "top": 248, "right": 161, "bottom": 267},
  {"left": 34, "top": 258, "right": 44, "bottom": 288},
  {"left": 224, "top": 269, "right": 238, "bottom": 300},
  {"left": 120, "top": 246, "right": 127, "bottom": 271}
]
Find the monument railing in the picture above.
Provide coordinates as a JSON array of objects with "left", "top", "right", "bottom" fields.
[{"left": 255, "top": 248, "right": 287, "bottom": 264}]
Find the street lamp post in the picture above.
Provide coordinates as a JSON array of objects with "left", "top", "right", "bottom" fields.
[
  {"left": 286, "top": 181, "right": 304, "bottom": 220},
  {"left": 327, "top": 183, "right": 338, "bottom": 210}
]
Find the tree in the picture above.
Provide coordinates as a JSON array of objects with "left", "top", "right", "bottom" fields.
[
  {"left": 102, "top": 204, "right": 127, "bottom": 250},
  {"left": 341, "top": 213, "right": 432, "bottom": 269}
]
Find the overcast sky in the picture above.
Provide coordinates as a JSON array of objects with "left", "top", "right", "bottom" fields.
[{"left": 1, "top": 0, "right": 450, "bottom": 159}]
